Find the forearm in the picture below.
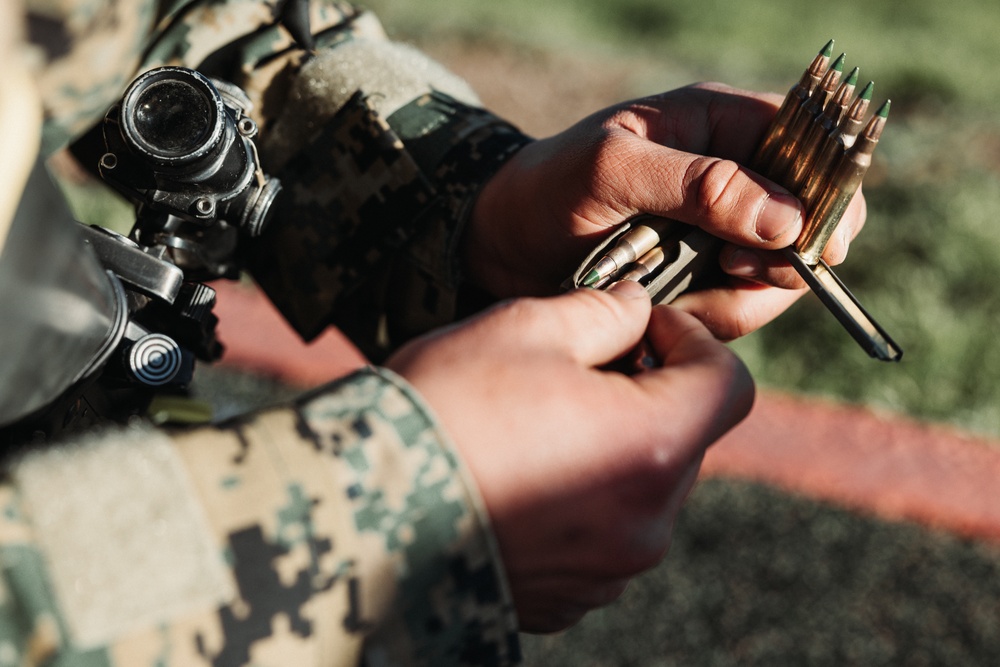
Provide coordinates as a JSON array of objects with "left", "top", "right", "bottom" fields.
[{"left": 0, "top": 368, "right": 519, "bottom": 665}]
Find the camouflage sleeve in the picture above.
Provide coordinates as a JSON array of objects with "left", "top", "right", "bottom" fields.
[
  {"left": 0, "top": 368, "right": 521, "bottom": 666},
  {"left": 35, "top": 0, "right": 531, "bottom": 360},
  {"left": 216, "top": 3, "right": 533, "bottom": 360}
]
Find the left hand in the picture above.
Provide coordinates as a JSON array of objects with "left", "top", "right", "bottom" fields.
[
  {"left": 464, "top": 82, "right": 867, "bottom": 340},
  {"left": 386, "top": 282, "right": 753, "bottom": 631}
]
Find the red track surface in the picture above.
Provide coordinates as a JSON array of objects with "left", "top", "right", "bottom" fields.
[{"left": 214, "top": 280, "right": 1000, "bottom": 543}]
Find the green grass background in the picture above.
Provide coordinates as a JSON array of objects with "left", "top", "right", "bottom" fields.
[{"left": 356, "top": 0, "right": 1000, "bottom": 437}]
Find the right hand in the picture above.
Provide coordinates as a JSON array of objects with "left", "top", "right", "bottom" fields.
[{"left": 386, "top": 281, "right": 754, "bottom": 632}]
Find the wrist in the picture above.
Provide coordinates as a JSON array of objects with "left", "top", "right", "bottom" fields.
[
  {"left": 463, "top": 158, "right": 520, "bottom": 297},
  {"left": 463, "top": 141, "right": 555, "bottom": 299}
]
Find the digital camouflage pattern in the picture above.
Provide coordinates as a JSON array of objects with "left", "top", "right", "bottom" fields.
[
  {"left": 31, "top": 0, "right": 532, "bottom": 360},
  {"left": 1, "top": 369, "right": 520, "bottom": 665},
  {"left": 1, "top": 0, "right": 533, "bottom": 663},
  {"left": 250, "top": 89, "right": 531, "bottom": 353}
]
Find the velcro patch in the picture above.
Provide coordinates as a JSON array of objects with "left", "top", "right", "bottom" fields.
[{"left": 13, "top": 425, "right": 235, "bottom": 648}]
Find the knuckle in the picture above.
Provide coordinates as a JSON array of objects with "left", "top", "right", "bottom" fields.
[
  {"left": 719, "top": 350, "right": 755, "bottom": 418},
  {"left": 721, "top": 303, "right": 758, "bottom": 341},
  {"left": 588, "top": 130, "right": 648, "bottom": 210},
  {"left": 712, "top": 335, "right": 752, "bottom": 385},
  {"left": 589, "top": 579, "right": 632, "bottom": 609},
  {"left": 603, "top": 103, "right": 656, "bottom": 135},
  {"left": 725, "top": 346, "right": 753, "bottom": 391},
  {"left": 596, "top": 513, "right": 675, "bottom": 578},
  {"left": 686, "top": 156, "right": 744, "bottom": 218},
  {"left": 489, "top": 296, "right": 545, "bottom": 328},
  {"left": 611, "top": 534, "right": 672, "bottom": 578}
]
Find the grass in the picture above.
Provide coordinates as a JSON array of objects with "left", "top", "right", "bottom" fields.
[
  {"left": 358, "top": 0, "right": 1000, "bottom": 438},
  {"left": 360, "top": 0, "right": 1000, "bottom": 109},
  {"left": 521, "top": 477, "right": 1000, "bottom": 666}
]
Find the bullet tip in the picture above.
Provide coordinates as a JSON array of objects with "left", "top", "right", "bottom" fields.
[
  {"left": 581, "top": 269, "right": 601, "bottom": 287},
  {"left": 860, "top": 81, "right": 875, "bottom": 100},
  {"left": 831, "top": 53, "right": 847, "bottom": 71},
  {"left": 846, "top": 66, "right": 860, "bottom": 86},
  {"left": 877, "top": 99, "right": 891, "bottom": 118},
  {"left": 820, "top": 39, "right": 835, "bottom": 57}
]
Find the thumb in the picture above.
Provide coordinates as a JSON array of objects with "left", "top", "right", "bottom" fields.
[
  {"left": 505, "top": 280, "right": 651, "bottom": 367},
  {"left": 613, "top": 136, "right": 804, "bottom": 249}
]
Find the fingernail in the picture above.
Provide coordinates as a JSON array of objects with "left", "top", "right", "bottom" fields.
[
  {"left": 607, "top": 280, "right": 648, "bottom": 299},
  {"left": 725, "top": 249, "right": 763, "bottom": 278},
  {"left": 756, "top": 193, "right": 803, "bottom": 242},
  {"left": 838, "top": 227, "right": 852, "bottom": 261}
]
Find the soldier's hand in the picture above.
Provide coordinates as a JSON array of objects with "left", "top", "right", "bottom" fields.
[
  {"left": 464, "top": 82, "right": 867, "bottom": 340},
  {"left": 386, "top": 280, "right": 753, "bottom": 632}
]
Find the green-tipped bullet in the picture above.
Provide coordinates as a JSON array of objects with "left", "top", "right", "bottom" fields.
[
  {"left": 769, "top": 53, "right": 847, "bottom": 183},
  {"left": 799, "top": 80, "right": 874, "bottom": 207},
  {"left": 786, "top": 65, "right": 860, "bottom": 193},
  {"left": 840, "top": 79, "right": 876, "bottom": 148},
  {"left": 582, "top": 260, "right": 614, "bottom": 287},
  {"left": 580, "top": 219, "right": 671, "bottom": 287},
  {"left": 797, "top": 98, "right": 890, "bottom": 264},
  {"left": 844, "top": 65, "right": 860, "bottom": 86},
  {"left": 750, "top": 39, "right": 834, "bottom": 173},
  {"left": 875, "top": 98, "right": 891, "bottom": 121},
  {"left": 834, "top": 66, "right": 861, "bottom": 115}
]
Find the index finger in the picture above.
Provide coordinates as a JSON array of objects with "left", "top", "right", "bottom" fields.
[{"left": 631, "top": 306, "right": 755, "bottom": 456}]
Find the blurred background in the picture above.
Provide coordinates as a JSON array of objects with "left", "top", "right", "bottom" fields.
[
  {"left": 355, "top": 0, "right": 1000, "bottom": 438},
  {"left": 351, "top": 1, "right": 1000, "bottom": 664},
  {"left": 61, "top": 0, "right": 1000, "bottom": 663}
]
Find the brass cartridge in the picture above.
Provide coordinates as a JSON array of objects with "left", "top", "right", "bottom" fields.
[
  {"left": 799, "top": 81, "right": 874, "bottom": 208},
  {"left": 751, "top": 39, "right": 834, "bottom": 173},
  {"left": 768, "top": 52, "right": 846, "bottom": 181},
  {"left": 582, "top": 218, "right": 672, "bottom": 287},
  {"left": 796, "top": 100, "right": 889, "bottom": 265},
  {"left": 785, "top": 66, "right": 858, "bottom": 194}
]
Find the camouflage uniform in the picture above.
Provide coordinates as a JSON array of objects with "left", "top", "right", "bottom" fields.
[{"left": 0, "top": 0, "right": 532, "bottom": 664}]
